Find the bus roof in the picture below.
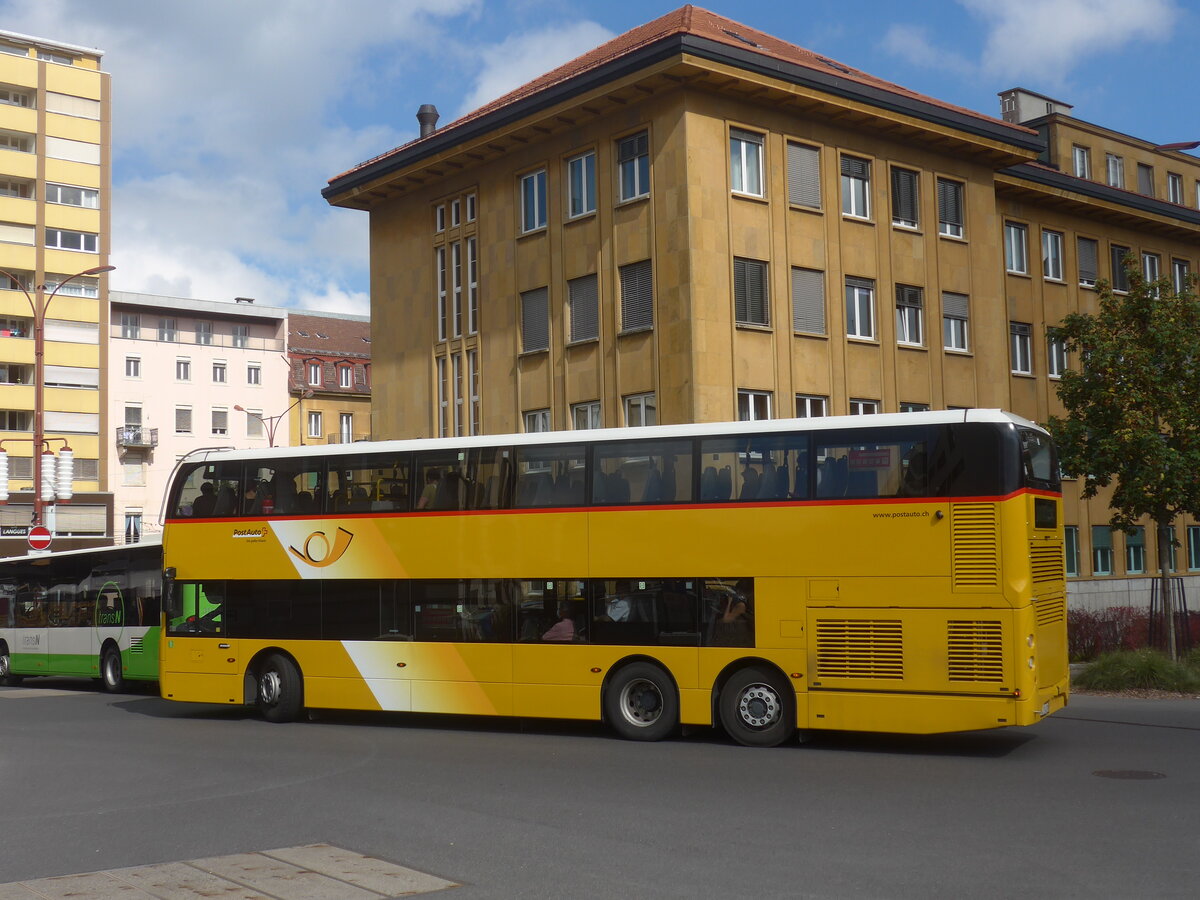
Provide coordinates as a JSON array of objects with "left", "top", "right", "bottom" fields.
[
  {"left": 0, "top": 537, "right": 161, "bottom": 568},
  {"left": 176, "top": 409, "right": 1043, "bottom": 467}
]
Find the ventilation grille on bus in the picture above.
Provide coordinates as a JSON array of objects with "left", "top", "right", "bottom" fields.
[
  {"left": 1033, "top": 593, "right": 1066, "bottom": 627},
  {"left": 952, "top": 504, "right": 1000, "bottom": 589},
  {"left": 129, "top": 636, "right": 144, "bottom": 654},
  {"left": 1030, "top": 542, "right": 1066, "bottom": 585},
  {"left": 815, "top": 619, "right": 903, "bottom": 680},
  {"left": 947, "top": 620, "right": 1004, "bottom": 682}
]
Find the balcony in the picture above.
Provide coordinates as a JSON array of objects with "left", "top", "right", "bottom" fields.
[
  {"left": 116, "top": 425, "right": 158, "bottom": 449},
  {"left": 326, "top": 432, "right": 370, "bottom": 444}
]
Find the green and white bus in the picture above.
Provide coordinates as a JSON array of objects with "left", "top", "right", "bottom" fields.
[{"left": 0, "top": 541, "right": 162, "bottom": 691}]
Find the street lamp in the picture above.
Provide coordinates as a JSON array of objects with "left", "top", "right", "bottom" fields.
[
  {"left": 0, "top": 264, "right": 115, "bottom": 527},
  {"left": 235, "top": 390, "right": 313, "bottom": 448}
]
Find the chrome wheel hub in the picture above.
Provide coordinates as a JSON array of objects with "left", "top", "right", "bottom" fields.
[
  {"left": 619, "top": 678, "right": 663, "bottom": 727},
  {"left": 737, "top": 683, "right": 781, "bottom": 729}
]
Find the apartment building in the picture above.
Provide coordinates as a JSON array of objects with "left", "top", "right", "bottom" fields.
[
  {"left": 109, "top": 292, "right": 289, "bottom": 542},
  {"left": 0, "top": 30, "right": 111, "bottom": 554},
  {"left": 323, "top": 6, "right": 1200, "bottom": 603},
  {"left": 286, "top": 310, "right": 371, "bottom": 445}
]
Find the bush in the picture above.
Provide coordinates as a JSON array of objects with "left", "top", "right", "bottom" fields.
[
  {"left": 1073, "top": 649, "right": 1200, "bottom": 693},
  {"left": 1068, "top": 607, "right": 1150, "bottom": 660}
]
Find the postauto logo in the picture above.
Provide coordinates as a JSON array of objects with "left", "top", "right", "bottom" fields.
[{"left": 288, "top": 527, "right": 355, "bottom": 568}]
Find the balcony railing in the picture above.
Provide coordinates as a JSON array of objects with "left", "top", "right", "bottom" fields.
[
  {"left": 326, "top": 432, "right": 371, "bottom": 444},
  {"left": 116, "top": 425, "right": 158, "bottom": 448}
]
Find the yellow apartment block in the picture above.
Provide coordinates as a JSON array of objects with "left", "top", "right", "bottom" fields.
[{"left": 324, "top": 7, "right": 1200, "bottom": 604}]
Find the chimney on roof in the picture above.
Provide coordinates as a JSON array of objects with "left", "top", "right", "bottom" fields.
[
  {"left": 417, "top": 104, "right": 439, "bottom": 138},
  {"left": 998, "top": 88, "right": 1072, "bottom": 125},
  {"left": 234, "top": 297, "right": 255, "bottom": 304}
]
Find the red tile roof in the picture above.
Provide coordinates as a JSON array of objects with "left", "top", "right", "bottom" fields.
[{"left": 330, "top": 5, "right": 1033, "bottom": 186}]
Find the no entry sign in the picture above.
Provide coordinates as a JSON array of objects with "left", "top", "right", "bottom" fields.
[{"left": 28, "top": 525, "right": 52, "bottom": 552}]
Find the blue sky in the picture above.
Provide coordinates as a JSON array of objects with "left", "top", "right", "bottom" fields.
[{"left": 2, "top": 0, "right": 1194, "bottom": 314}]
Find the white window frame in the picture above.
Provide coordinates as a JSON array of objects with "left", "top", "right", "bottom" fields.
[
  {"left": 736, "top": 389, "right": 772, "bottom": 422},
  {"left": 1048, "top": 332, "right": 1068, "bottom": 379},
  {"left": 1010, "top": 322, "right": 1033, "bottom": 375},
  {"left": 624, "top": 393, "right": 656, "bottom": 427},
  {"left": 211, "top": 360, "right": 227, "bottom": 384},
  {"left": 840, "top": 156, "right": 870, "bottom": 219},
  {"left": 175, "top": 358, "right": 191, "bottom": 381},
  {"left": 936, "top": 177, "right": 964, "bottom": 238},
  {"left": 524, "top": 408, "right": 551, "bottom": 433},
  {"left": 849, "top": 399, "right": 878, "bottom": 416},
  {"left": 795, "top": 395, "right": 827, "bottom": 417},
  {"left": 895, "top": 285, "right": 923, "bottom": 346},
  {"left": 339, "top": 412, "right": 354, "bottom": 443},
  {"left": 434, "top": 204, "right": 445, "bottom": 233},
  {"left": 211, "top": 407, "right": 228, "bottom": 437},
  {"left": 1167, "top": 172, "right": 1183, "bottom": 204},
  {"left": 247, "top": 363, "right": 261, "bottom": 385},
  {"left": 617, "top": 131, "right": 650, "bottom": 202},
  {"left": 1042, "top": 230, "right": 1064, "bottom": 281},
  {"left": 844, "top": 278, "right": 875, "bottom": 340},
  {"left": 44, "top": 227, "right": 97, "bottom": 253},
  {"left": 520, "top": 168, "right": 547, "bottom": 233},
  {"left": 943, "top": 293, "right": 969, "bottom": 353},
  {"left": 308, "top": 362, "right": 322, "bottom": 386},
  {"left": 339, "top": 365, "right": 352, "bottom": 388},
  {"left": 566, "top": 150, "right": 596, "bottom": 218},
  {"left": 1105, "top": 154, "right": 1124, "bottom": 189},
  {"left": 1004, "top": 222, "right": 1028, "bottom": 274},
  {"left": 436, "top": 246, "right": 447, "bottom": 341},
  {"left": 307, "top": 410, "right": 323, "bottom": 440},
  {"left": 124, "top": 356, "right": 140, "bottom": 378},
  {"left": 730, "top": 128, "right": 765, "bottom": 197},
  {"left": 571, "top": 400, "right": 602, "bottom": 430},
  {"left": 1072, "top": 145, "right": 1091, "bottom": 179}
]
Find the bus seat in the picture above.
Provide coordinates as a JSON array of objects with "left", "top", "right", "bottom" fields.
[
  {"left": 213, "top": 484, "right": 237, "bottom": 516},
  {"left": 847, "top": 469, "right": 877, "bottom": 497},
  {"left": 700, "top": 467, "right": 718, "bottom": 501},
  {"left": 717, "top": 466, "right": 732, "bottom": 500},
  {"left": 776, "top": 466, "right": 791, "bottom": 499},
  {"left": 611, "top": 473, "right": 631, "bottom": 504},
  {"left": 642, "top": 467, "right": 662, "bottom": 503},
  {"left": 757, "top": 461, "right": 779, "bottom": 499},
  {"left": 662, "top": 462, "right": 677, "bottom": 502}
]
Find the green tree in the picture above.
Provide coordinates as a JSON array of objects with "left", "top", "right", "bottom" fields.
[{"left": 1046, "top": 256, "right": 1200, "bottom": 660}]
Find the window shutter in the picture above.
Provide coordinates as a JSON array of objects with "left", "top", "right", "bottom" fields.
[
  {"left": 176, "top": 408, "right": 192, "bottom": 432},
  {"left": 840, "top": 155, "right": 869, "bottom": 179},
  {"left": 521, "top": 287, "right": 549, "bottom": 352},
  {"left": 620, "top": 260, "right": 653, "bottom": 331},
  {"left": 896, "top": 285, "right": 923, "bottom": 307},
  {"left": 942, "top": 292, "right": 969, "bottom": 319},
  {"left": 1078, "top": 238, "right": 1098, "bottom": 283},
  {"left": 891, "top": 168, "right": 918, "bottom": 223},
  {"left": 734, "top": 258, "right": 768, "bottom": 325},
  {"left": 937, "top": 178, "right": 963, "bottom": 228},
  {"left": 569, "top": 274, "right": 599, "bottom": 342},
  {"left": 845, "top": 276, "right": 874, "bottom": 292},
  {"left": 792, "top": 268, "right": 826, "bottom": 334},
  {"left": 787, "top": 142, "right": 821, "bottom": 208}
]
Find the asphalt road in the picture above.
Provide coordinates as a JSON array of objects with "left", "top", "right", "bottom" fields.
[{"left": 0, "top": 681, "right": 1197, "bottom": 898}]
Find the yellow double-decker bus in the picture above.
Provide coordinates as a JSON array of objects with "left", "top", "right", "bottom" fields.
[{"left": 159, "top": 410, "right": 1067, "bottom": 746}]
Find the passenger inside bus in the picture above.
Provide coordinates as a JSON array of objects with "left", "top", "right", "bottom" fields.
[{"left": 192, "top": 481, "right": 217, "bottom": 517}]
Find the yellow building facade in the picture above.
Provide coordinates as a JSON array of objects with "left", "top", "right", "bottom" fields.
[
  {"left": 325, "top": 8, "right": 1200, "bottom": 602},
  {"left": 0, "top": 30, "right": 111, "bottom": 551}
]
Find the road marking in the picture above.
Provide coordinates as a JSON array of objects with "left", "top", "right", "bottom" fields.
[{"left": 0, "top": 844, "right": 458, "bottom": 898}]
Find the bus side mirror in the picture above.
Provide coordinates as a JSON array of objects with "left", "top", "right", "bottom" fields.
[{"left": 162, "top": 568, "right": 177, "bottom": 616}]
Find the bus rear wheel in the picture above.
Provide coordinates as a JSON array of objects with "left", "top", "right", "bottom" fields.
[
  {"left": 604, "top": 662, "right": 678, "bottom": 742},
  {"left": 100, "top": 647, "right": 125, "bottom": 693},
  {"left": 719, "top": 666, "right": 795, "bottom": 748},
  {"left": 0, "top": 647, "right": 21, "bottom": 686},
  {"left": 257, "top": 653, "right": 303, "bottom": 723}
]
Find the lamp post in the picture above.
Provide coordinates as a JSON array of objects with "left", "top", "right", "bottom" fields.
[
  {"left": 0, "top": 264, "right": 115, "bottom": 527},
  {"left": 235, "top": 390, "right": 313, "bottom": 448}
]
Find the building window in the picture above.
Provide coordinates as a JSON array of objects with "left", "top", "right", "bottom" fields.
[
  {"left": 1048, "top": 331, "right": 1068, "bottom": 378},
  {"left": 567, "top": 150, "right": 596, "bottom": 218},
  {"left": 733, "top": 258, "right": 769, "bottom": 326},
  {"left": 436, "top": 357, "right": 448, "bottom": 438},
  {"left": 730, "top": 128, "right": 764, "bottom": 197},
  {"left": 524, "top": 408, "right": 550, "bottom": 433},
  {"left": 520, "top": 168, "right": 547, "bottom": 232},
  {"left": 1110, "top": 244, "right": 1130, "bottom": 292},
  {"left": 1168, "top": 172, "right": 1184, "bottom": 204},
  {"left": 124, "top": 356, "right": 140, "bottom": 378},
  {"left": 452, "top": 354, "right": 463, "bottom": 437},
  {"left": 890, "top": 167, "right": 919, "bottom": 228},
  {"left": 936, "top": 178, "right": 964, "bottom": 238},
  {"left": 1092, "top": 526, "right": 1113, "bottom": 576},
  {"left": 340, "top": 413, "right": 354, "bottom": 443},
  {"left": 617, "top": 131, "right": 649, "bottom": 201},
  {"left": 840, "top": 155, "right": 870, "bottom": 218},
  {"left": 1136, "top": 163, "right": 1154, "bottom": 196},
  {"left": 1125, "top": 526, "right": 1146, "bottom": 575},
  {"left": 849, "top": 399, "right": 878, "bottom": 415},
  {"left": 0, "top": 177, "right": 31, "bottom": 199},
  {"left": 245, "top": 410, "right": 264, "bottom": 439},
  {"left": 44, "top": 228, "right": 97, "bottom": 252},
  {"left": 1143, "top": 252, "right": 1161, "bottom": 284},
  {"left": 899, "top": 402, "right": 929, "bottom": 413},
  {"left": 232, "top": 324, "right": 248, "bottom": 348},
  {"left": 1064, "top": 526, "right": 1080, "bottom": 577},
  {"left": 451, "top": 241, "right": 463, "bottom": 337},
  {"left": 308, "top": 362, "right": 322, "bottom": 386},
  {"left": 737, "top": 389, "right": 772, "bottom": 422},
  {"left": 450, "top": 198, "right": 461, "bottom": 228},
  {"left": 307, "top": 410, "right": 323, "bottom": 439},
  {"left": 247, "top": 363, "right": 261, "bottom": 385},
  {"left": 467, "top": 237, "right": 479, "bottom": 334},
  {"left": 521, "top": 286, "right": 549, "bottom": 352},
  {"left": 786, "top": 141, "right": 821, "bottom": 208},
  {"left": 0, "top": 87, "right": 32, "bottom": 107},
  {"left": 120, "top": 313, "right": 139, "bottom": 339},
  {"left": 1172, "top": 258, "right": 1190, "bottom": 295},
  {"left": 338, "top": 365, "right": 352, "bottom": 388},
  {"left": 158, "top": 318, "right": 178, "bottom": 342},
  {"left": 211, "top": 408, "right": 228, "bottom": 437},
  {"left": 568, "top": 273, "right": 599, "bottom": 343},
  {"left": 1042, "top": 230, "right": 1064, "bottom": 280},
  {"left": 468, "top": 349, "right": 480, "bottom": 435},
  {"left": 1010, "top": 322, "right": 1032, "bottom": 374},
  {"left": 943, "top": 292, "right": 969, "bottom": 352},
  {"left": 195, "top": 321, "right": 212, "bottom": 345},
  {"left": 795, "top": 394, "right": 827, "bottom": 417},
  {"left": 624, "top": 393, "right": 656, "bottom": 427},
  {"left": 1004, "top": 222, "right": 1028, "bottom": 274},
  {"left": 212, "top": 361, "right": 227, "bottom": 384},
  {"left": 434, "top": 204, "right": 445, "bottom": 233},
  {"left": 0, "top": 131, "right": 32, "bottom": 153},
  {"left": 1105, "top": 154, "right": 1124, "bottom": 188},
  {"left": 844, "top": 277, "right": 875, "bottom": 340},
  {"left": 619, "top": 259, "right": 653, "bottom": 331},
  {"left": 1078, "top": 237, "right": 1098, "bottom": 287},
  {"left": 572, "top": 400, "right": 601, "bottom": 430},
  {"left": 436, "top": 246, "right": 447, "bottom": 341},
  {"left": 1072, "top": 145, "right": 1091, "bottom": 179},
  {"left": 45, "top": 182, "right": 99, "bottom": 208},
  {"left": 1188, "top": 525, "right": 1200, "bottom": 571},
  {"left": 791, "top": 267, "right": 825, "bottom": 335},
  {"left": 895, "top": 285, "right": 923, "bottom": 346},
  {"left": 175, "top": 407, "right": 191, "bottom": 434},
  {"left": 466, "top": 193, "right": 476, "bottom": 222},
  {"left": 175, "top": 358, "right": 191, "bottom": 381},
  {"left": 125, "top": 512, "right": 142, "bottom": 544}
]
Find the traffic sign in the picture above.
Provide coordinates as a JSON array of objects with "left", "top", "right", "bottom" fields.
[{"left": 28, "top": 525, "right": 52, "bottom": 552}]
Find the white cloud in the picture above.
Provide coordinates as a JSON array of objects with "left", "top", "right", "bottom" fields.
[
  {"left": 457, "top": 21, "right": 615, "bottom": 116},
  {"left": 880, "top": 24, "right": 974, "bottom": 77}
]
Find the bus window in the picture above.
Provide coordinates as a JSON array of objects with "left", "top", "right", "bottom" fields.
[
  {"left": 698, "top": 434, "right": 809, "bottom": 501},
  {"left": 1019, "top": 428, "right": 1059, "bottom": 490},
  {"left": 591, "top": 579, "right": 700, "bottom": 646},
  {"left": 328, "top": 454, "right": 409, "bottom": 513},
  {"left": 702, "top": 578, "right": 753, "bottom": 647},
  {"left": 469, "top": 447, "right": 513, "bottom": 510},
  {"left": 816, "top": 435, "right": 930, "bottom": 499},
  {"left": 226, "top": 580, "right": 320, "bottom": 639},
  {"left": 415, "top": 451, "right": 467, "bottom": 511},
  {"left": 517, "top": 579, "right": 586, "bottom": 642},
  {"left": 592, "top": 439, "right": 693, "bottom": 505},
  {"left": 168, "top": 582, "right": 224, "bottom": 635},
  {"left": 244, "top": 464, "right": 322, "bottom": 517},
  {"left": 514, "top": 445, "right": 586, "bottom": 508},
  {"left": 173, "top": 461, "right": 243, "bottom": 518},
  {"left": 381, "top": 581, "right": 413, "bottom": 640},
  {"left": 413, "top": 579, "right": 518, "bottom": 642}
]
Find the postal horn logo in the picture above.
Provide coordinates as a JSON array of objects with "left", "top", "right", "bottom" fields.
[{"left": 288, "top": 527, "right": 354, "bottom": 567}]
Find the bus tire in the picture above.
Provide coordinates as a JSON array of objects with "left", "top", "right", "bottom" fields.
[
  {"left": 719, "top": 666, "right": 795, "bottom": 748},
  {"left": 100, "top": 647, "right": 125, "bottom": 693},
  {"left": 604, "top": 662, "right": 678, "bottom": 742},
  {"left": 257, "top": 653, "right": 303, "bottom": 723},
  {"left": 0, "top": 646, "right": 21, "bottom": 686}
]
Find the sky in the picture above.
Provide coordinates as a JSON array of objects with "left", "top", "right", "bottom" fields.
[{"left": 1, "top": 0, "right": 1194, "bottom": 315}]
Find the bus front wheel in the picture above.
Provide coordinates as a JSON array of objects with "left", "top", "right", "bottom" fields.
[
  {"left": 100, "top": 647, "right": 125, "bottom": 693},
  {"left": 604, "top": 662, "right": 678, "bottom": 742},
  {"left": 257, "top": 653, "right": 303, "bottom": 723},
  {"left": 0, "top": 647, "right": 21, "bottom": 686},
  {"left": 719, "top": 666, "right": 795, "bottom": 747}
]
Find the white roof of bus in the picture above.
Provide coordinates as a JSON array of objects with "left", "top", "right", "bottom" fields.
[
  {"left": 180, "top": 409, "right": 1041, "bottom": 466},
  {"left": 0, "top": 536, "right": 161, "bottom": 567}
]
